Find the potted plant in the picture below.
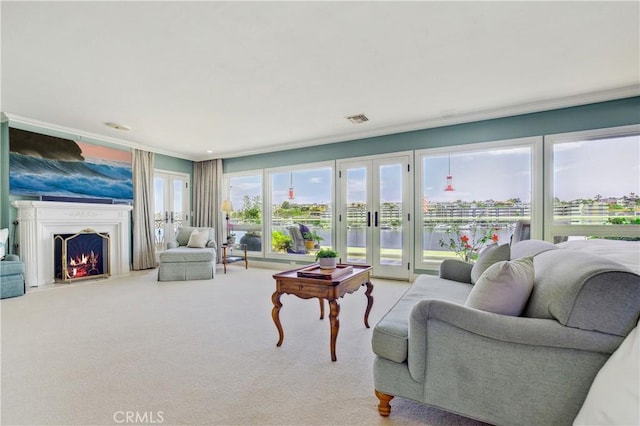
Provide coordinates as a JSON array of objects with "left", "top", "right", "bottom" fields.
[
  {"left": 303, "top": 230, "right": 324, "bottom": 250},
  {"left": 272, "top": 230, "right": 292, "bottom": 253},
  {"left": 315, "top": 248, "right": 339, "bottom": 270}
]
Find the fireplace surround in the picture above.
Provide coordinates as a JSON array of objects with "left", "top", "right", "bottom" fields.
[{"left": 11, "top": 200, "right": 132, "bottom": 287}]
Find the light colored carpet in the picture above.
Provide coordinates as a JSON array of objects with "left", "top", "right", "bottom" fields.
[{"left": 1, "top": 265, "right": 490, "bottom": 426}]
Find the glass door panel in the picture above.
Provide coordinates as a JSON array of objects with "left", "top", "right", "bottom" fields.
[
  {"left": 154, "top": 171, "right": 190, "bottom": 252},
  {"left": 154, "top": 176, "right": 167, "bottom": 252},
  {"left": 172, "top": 177, "right": 186, "bottom": 234},
  {"left": 377, "top": 164, "right": 403, "bottom": 267},
  {"left": 338, "top": 154, "right": 411, "bottom": 279},
  {"left": 345, "top": 166, "right": 368, "bottom": 264}
]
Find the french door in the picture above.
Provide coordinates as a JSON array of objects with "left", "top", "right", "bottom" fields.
[
  {"left": 154, "top": 171, "right": 190, "bottom": 251},
  {"left": 337, "top": 153, "right": 412, "bottom": 279}
]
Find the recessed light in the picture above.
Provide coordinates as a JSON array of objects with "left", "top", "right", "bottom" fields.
[
  {"left": 105, "top": 122, "right": 131, "bottom": 131},
  {"left": 207, "top": 150, "right": 213, "bottom": 153},
  {"left": 345, "top": 114, "right": 369, "bottom": 124}
]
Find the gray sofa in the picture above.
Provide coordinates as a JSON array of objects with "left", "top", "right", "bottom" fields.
[
  {"left": 372, "top": 240, "right": 640, "bottom": 426},
  {"left": 158, "top": 227, "right": 217, "bottom": 281}
]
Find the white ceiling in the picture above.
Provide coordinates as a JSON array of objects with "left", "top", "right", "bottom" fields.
[{"left": 2, "top": 1, "right": 639, "bottom": 161}]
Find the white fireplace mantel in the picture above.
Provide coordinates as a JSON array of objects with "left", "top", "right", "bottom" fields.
[{"left": 11, "top": 200, "right": 133, "bottom": 287}]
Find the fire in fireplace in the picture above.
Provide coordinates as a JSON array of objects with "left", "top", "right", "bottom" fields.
[{"left": 54, "top": 229, "right": 110, "bottom": 282}]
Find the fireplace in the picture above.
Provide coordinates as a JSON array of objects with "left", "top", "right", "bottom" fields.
[
  {"left": 54, "top": 229, "right": 110, "bottom": 282},
  {"left": 11, "top": 200, "right": 132, "bottom": 287}
]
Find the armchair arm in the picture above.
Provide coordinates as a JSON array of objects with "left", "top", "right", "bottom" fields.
[
  {"left": 3, "top": 254, "right": 20, "bottom": 261},
  {"left": 408, "top": 299, "right": 623, "bottom": 381},
  {"left": 439, "top": 259, "right": 472, "bottom": 283}
]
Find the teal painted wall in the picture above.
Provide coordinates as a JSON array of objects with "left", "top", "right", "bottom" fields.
[
  {"left": 155, "top": 154, "right": 192, "bottom": 175},
  {"left": 224, "top": 96, "right": 640, "bottom": 172}
]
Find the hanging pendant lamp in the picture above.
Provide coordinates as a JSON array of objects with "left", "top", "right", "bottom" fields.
[
  {"left": 288, "top": 172, "right": 295, "bottom": 200},
  {"left": 444, "top": 155, "right": 455, "bottom": 191}
]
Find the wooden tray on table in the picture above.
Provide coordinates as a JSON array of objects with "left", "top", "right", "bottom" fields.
[{"left": 297, "top": 264, "right": 353, "bottom": 280}]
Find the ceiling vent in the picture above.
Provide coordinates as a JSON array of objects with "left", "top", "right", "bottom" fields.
[{"left": 345, "top": 114, "right": 369, "bottom": 124}]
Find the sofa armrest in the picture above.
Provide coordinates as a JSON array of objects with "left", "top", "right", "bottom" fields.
[
  {"left": 206, "top": 240, "right": 217, "bottom": 249},
  {"left": 3, "top": 254, "right": 20, "bottom": 261},
  {"left": 166, "top": 241, "right": 179, "bottom": 249},
  {"left": 408, "top": 299, "right": 624, "bottom": 381},
  {"left": 439, "top": 259, "right": 472, "bottom": 283}
]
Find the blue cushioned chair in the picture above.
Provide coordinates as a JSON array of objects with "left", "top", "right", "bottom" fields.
[{"left": 1, "top": 226, "right": 25, "bottom": 299}]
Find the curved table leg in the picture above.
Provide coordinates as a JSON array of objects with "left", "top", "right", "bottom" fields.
[
  {"left": 271, "top": 291, "right": 284, "bottom": 347},
  {"left": 364, "top": 280, "right": 374, "bottom": 328},
  {"left": 329, "top": 299, "right": 340, "bottom": 362},
  {"left": 319, "top": 298, "right": 325, "bottom": 320}
]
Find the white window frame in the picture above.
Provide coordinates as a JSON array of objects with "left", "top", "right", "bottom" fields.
[
  {"left": 223, "top": 169, "right": 266, "bottom": 256},
  {"left": 264, "top": 160, "right": 335, "bottom": 262},
  {"left": 544, "top": 124, "right": 640, "bottom": 242},
  {"left": 415, "top": 136, "right": 543, "bottom": 271}
]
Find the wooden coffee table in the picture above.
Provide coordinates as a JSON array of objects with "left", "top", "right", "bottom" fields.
[{"left": 272, "top": 263, "right": 373, "bottom": 362}]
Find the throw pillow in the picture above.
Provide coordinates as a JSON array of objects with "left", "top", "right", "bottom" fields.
[
  {"left": 573, "top": 324, "right": 639, "bottom": 426},
  {"left": 465, "top": 257, "right": 534, "bottom": 316},
  {"left": 470, "top": 243, "right": 510, "bottom": 284},
  {"left": 187, "top": 229, "right": 207, "bottom": 248},
  {"left": 0, "top": 228, "right": 8, "bottom": 259},
  {"left": 176, "top": 227, "right": 195, "bottom": 246},
  {"left": 299, "top": 223, "right": 310, "bottom": 238}
]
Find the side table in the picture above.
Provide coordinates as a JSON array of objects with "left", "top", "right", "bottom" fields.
[
  {"left": 222, "top": 243, "right": 248, "bottom": 274},
  {"left": 272, "top": 263, "right": 373, "bottom": 361}
]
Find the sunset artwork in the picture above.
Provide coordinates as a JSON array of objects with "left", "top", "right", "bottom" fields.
[{"left": 9, "top": 128, "right": 133, "bottom": 203}]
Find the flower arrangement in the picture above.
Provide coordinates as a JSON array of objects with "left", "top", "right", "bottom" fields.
[{"left": 439, "top": 221, "right": 499, "bottom": 262}]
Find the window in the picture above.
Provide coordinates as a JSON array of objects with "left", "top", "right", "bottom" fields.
[
  {"left": 267, "top": 163, "right": 333, "bottom": 257},
  {"left": 545, "top": 125, "right": 640, "bottom": 242},
  {"left": 417, "top": 138, "right": 540, "bottom": 270},
  {"left": 225, "top": 172, "right": 263, "bottom": 253}
]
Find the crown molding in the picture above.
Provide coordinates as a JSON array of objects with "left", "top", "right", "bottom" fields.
[{"left": 1, "top": 113, "right": 192, "bottom": 161}]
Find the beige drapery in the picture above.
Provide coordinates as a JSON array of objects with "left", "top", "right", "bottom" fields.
[
  {"left": 131, "top": 149, "right": 157, "bottom": 270},
  {"left": 193, "top": 159, "right": 223, "bottom": 262}
]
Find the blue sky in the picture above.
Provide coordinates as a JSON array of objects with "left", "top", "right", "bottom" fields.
[
  {"left": 226, "top": 134, "right": 640, "bottom": 207},
  {"left": 423, "top": 147, "right": 532, "bottom": 203},
  {"left": 554, "top": 135, "right": 639, "bottom": 200}
]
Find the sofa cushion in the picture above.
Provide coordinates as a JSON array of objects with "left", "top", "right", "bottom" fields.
[
  {"left": 187, "top": 229, "right": 208, "bottom": 248},
  {"left": 0, "top": 228, "right": 8, "bottom": 259},
  {"left": 159, "top": 246, "right": 215, "bottom": 263},
  {"left": 524, "top": 249, "right": 640, "bottom": 336},
  {"left": 372, "top": 275, "right": 472, "bottom": 363},
  {"left": 175, "top": 227, "right": 215, "bottom": 247},
  {"left": 510, "top": 239, "right": 557, "bottom": 260},
  {"left": 466, "top": 257, "right": 534, "bottom": 316},
  {"left": 470, "top": 243, "right": 510, "bottom": 284},
  {"left": 439, "top": 258, "right": 473, "bottom": 283},
  {"left": 0, "top": 259, "right": 25, "bottom": 276}
]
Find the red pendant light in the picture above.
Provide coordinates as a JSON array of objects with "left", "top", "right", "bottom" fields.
[
  {"left": 444, "top": 155, "right": 455, "bottom": 191},
  {"left": 288, "top": 172, "right": 295, "bottom": 200}
]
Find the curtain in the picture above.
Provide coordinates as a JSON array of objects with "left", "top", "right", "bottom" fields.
[
  {"left": 193, "top": 159, "right": 223, "bottom": 262},
  {"left": 131, "top": 149, "right": 157, "bottom": 270}
]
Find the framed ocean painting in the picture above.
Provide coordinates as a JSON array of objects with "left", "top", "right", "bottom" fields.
[{"left": 9, "top": 128, "right": 133, "bottom": 203}]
